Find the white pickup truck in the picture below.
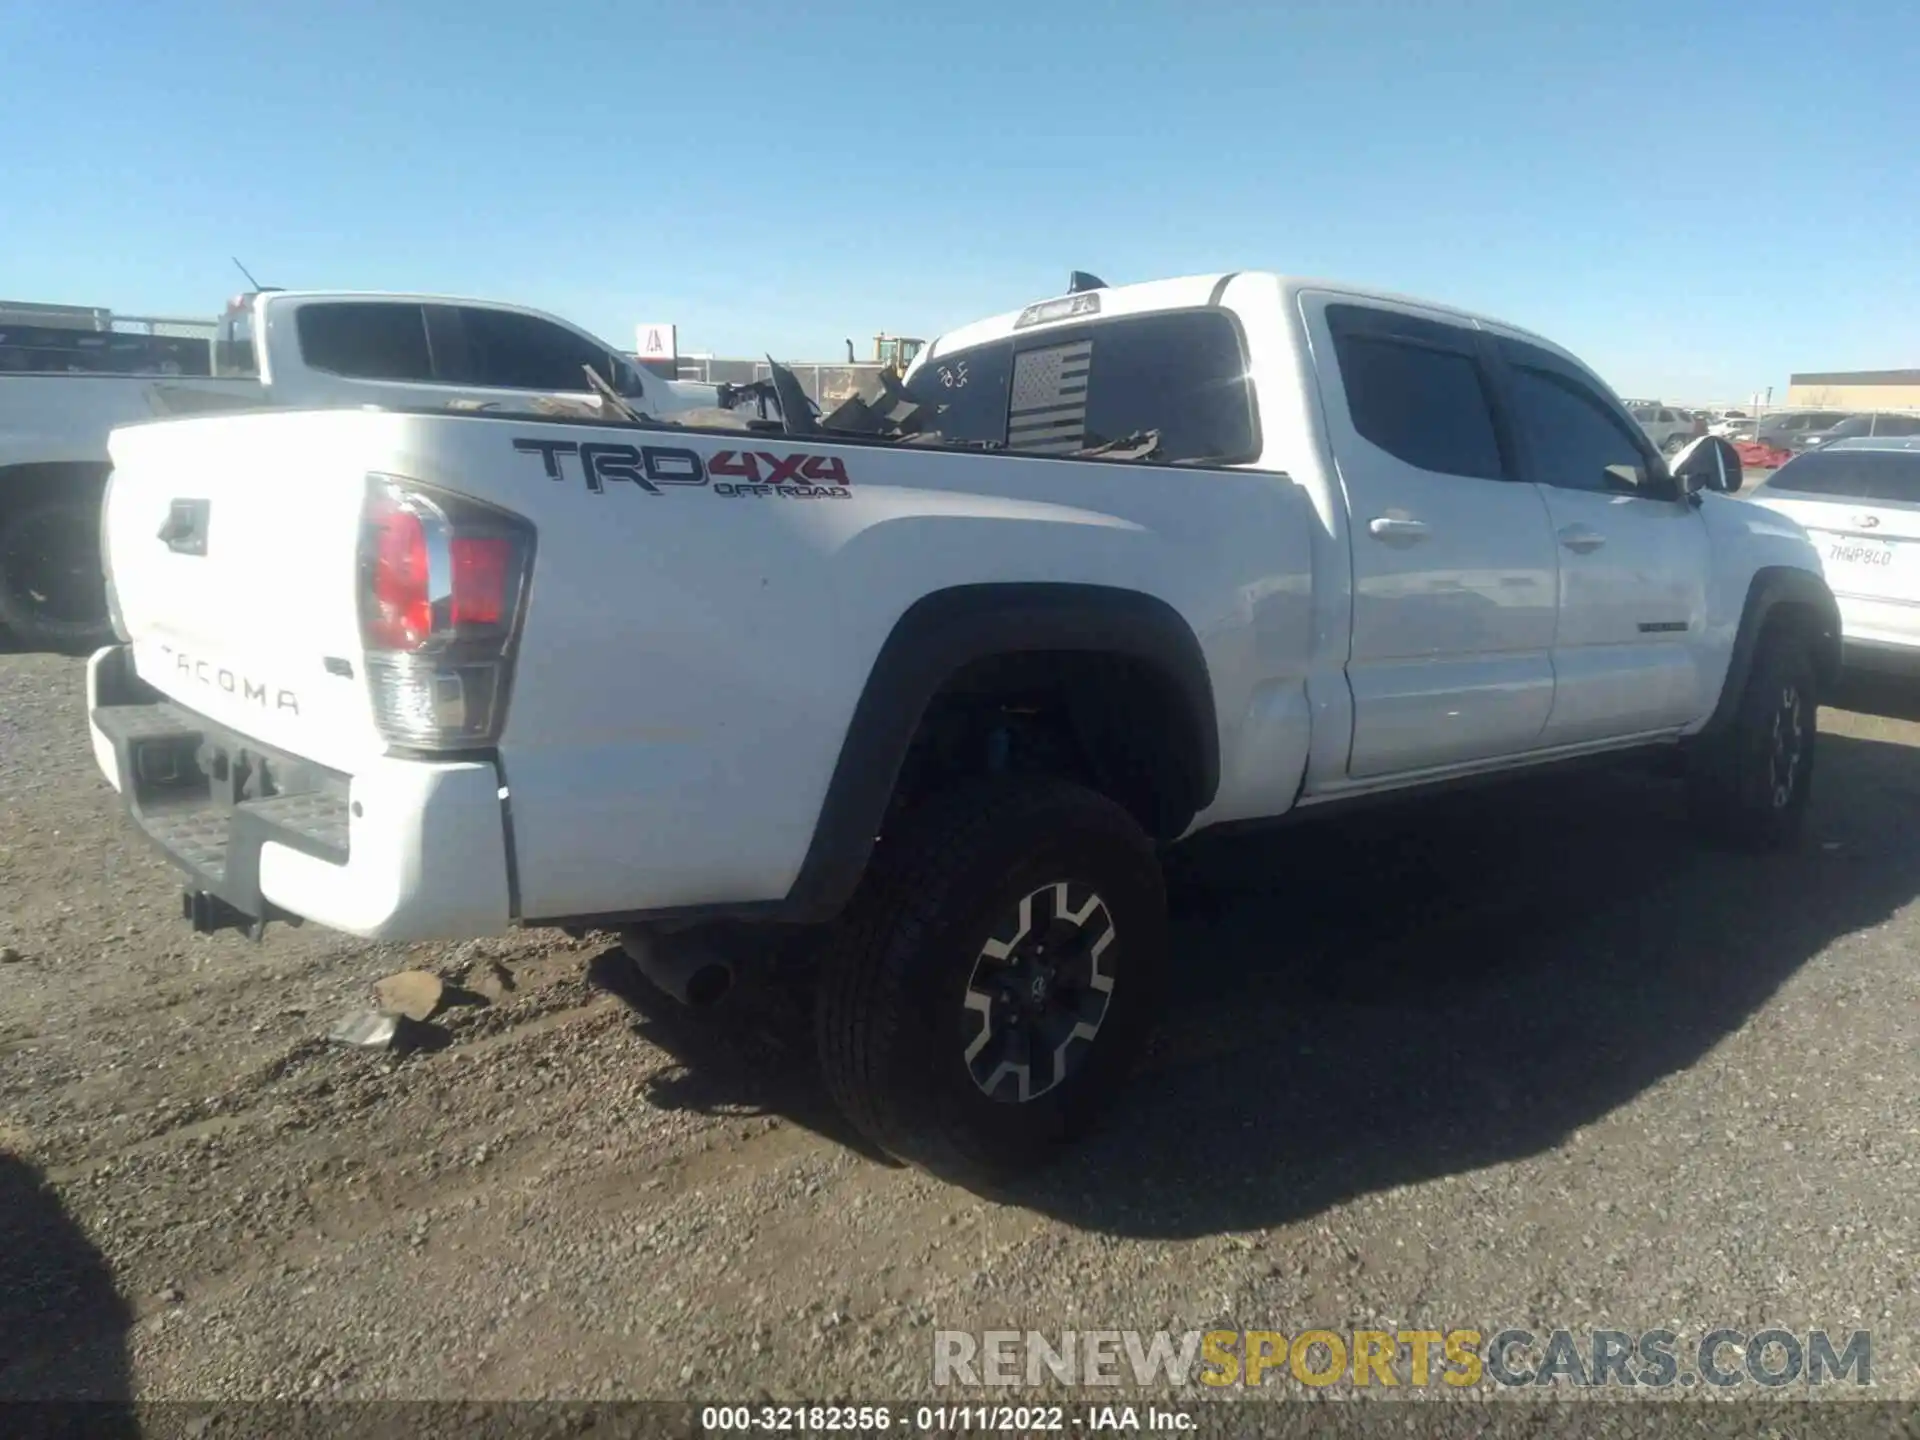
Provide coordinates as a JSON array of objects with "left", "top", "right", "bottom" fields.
[
  {"left": 0, "top": 289, "right": 768, "bottom": 651},
  {"left": 85, "top": 271, "right": 1838, "bottom": 1180}
]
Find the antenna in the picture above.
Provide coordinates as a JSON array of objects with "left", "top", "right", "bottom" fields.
[{"left": 232, "top": 256, "right": 264, "bottom": 291}]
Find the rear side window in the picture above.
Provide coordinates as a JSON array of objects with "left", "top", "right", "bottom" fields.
[
  {"left": 1330, "top": 328, "right": 1506, "bottom": 480},
  {"left": 453, "top": 308, "right": 617, "bottom": 392},
  {"left": 296, "top": 303, "right": 432, "bottom": 382},
  {"left": 1764, "top": 450, "right": 1920, "bottom": 503},
  {"left": 1876, "top": 415, "right": 1920, "bottom": 436},
  {"left": 904, "top": 309, "right": 1257, "bottom": 464}
]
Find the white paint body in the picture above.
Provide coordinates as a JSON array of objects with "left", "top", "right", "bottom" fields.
[
  {"left": 1749, "top": 443, "right": 1920, "bottom": 662},
  {"left": 92, "top": 273, "right": 1825, "bottom": 940}
]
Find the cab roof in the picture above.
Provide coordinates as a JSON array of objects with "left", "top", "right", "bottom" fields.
[{"left": 922, "top": 270, "right": 1583, "bottom": 372}]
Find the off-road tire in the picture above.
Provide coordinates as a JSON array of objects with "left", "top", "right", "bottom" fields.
[
  {"left": 815, "top": 778, "right": 1166, "bottom": 1182},
  {"left": 1687, "top": 628, "right": 1818, "bottom": 851},
  {"left": 0, "top": 496, "right": 113, "bottom": 654}
]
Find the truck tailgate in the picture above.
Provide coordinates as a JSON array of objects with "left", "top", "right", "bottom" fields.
[{"left": 104, "top": 409, "right": 391, "bottom": 771}]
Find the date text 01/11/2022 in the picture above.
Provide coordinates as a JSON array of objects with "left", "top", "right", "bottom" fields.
[{"left": 697, "top": 1404, "right": 1195, "bottom": 1432}]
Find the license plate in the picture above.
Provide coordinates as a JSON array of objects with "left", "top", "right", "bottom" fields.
[{"left": 1826, "top": 538, "right": 1895, "bottom": 570}]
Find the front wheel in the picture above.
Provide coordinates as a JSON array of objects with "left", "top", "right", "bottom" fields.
[
  {"left": 815, "top": 778, "right": 1167, "bottom": 1182},
  {"left": 1687, "top": 630, "right": 1818, "bottom": 850},
  {"left": 0, "top": 497, "right": 113, "bottom": 653}
]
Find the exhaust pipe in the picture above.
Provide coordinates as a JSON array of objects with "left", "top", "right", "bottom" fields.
[{"left": 619, "top": 925, "right": 735, "bottom": 1007}]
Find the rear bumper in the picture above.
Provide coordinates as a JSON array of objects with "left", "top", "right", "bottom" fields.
[{"left": 88, "top": 645, "right": 513, "bottom": 941}]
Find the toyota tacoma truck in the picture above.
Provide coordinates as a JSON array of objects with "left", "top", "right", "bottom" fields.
[
  {"left": 84, "top": 271, "right": 1839, "bottom": 1179},
  {"left": 1, "top": 289, "right": 776, "bottom": 652}
]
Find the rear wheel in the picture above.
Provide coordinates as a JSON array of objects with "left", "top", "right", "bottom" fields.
[
  {"left": 1688, "top": 629, "right": 1818, "bottom": 850},
  {"left": 0, "top": 497, "right": 112, "bottom": 653},
  {"left": 815, "top": 778, "right": 1166, "bottom": 1182}
]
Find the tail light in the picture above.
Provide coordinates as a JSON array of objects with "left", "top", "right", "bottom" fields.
[{"left": 357, "top": 475, "right": 535, "bottom": 750}]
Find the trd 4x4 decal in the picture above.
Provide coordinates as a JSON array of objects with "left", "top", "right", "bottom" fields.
[
  {"left": 512, "top": 439, "right": 852, "bottom": 499},
  {"left": 709, "top": 450, "right": 851, "bottom": 500},
  {"left": 512, "top": 439, "right": 705, "bottom": 495}
]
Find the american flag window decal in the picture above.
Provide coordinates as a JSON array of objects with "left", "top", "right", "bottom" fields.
[{"left": 1007, "top": 340, "right": 1093, "bottom": 454}]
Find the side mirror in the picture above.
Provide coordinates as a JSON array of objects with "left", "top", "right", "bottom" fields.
[{"left": 1670, "top": 435, "right": 1744, "bottom": 496}]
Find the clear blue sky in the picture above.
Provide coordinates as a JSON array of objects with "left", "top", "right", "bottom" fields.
[{"left": 4, "top": 0, "right": 1916, "bottom": 400}]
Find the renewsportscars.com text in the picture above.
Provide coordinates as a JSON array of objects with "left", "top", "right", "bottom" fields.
[{"left": 932, "top": 1328, "right": 1873, "bottom": 1390}]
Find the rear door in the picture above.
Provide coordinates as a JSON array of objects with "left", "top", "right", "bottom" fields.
[
  {"left": 427, "top": 304, "right": 646, "bottom": 408},
  {"left": 1490, "top": 336, "right": 1711, "bottom": 743},
  {"left": 1303, "top": 296, "right": 1560, "bottom": 777},
  {"left": 1754, "top": 447, "right": 1920, "bottom": 648}
]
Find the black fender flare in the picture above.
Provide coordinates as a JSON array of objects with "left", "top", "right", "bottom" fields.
[
  {"left": 1695, "top": 566, "right": 1841, "bottom": 740},
  {"left": 780, "top": 583, "right": 1220, "bottom": 921}
]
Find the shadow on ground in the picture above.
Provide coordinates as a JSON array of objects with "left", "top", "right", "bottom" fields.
[
  {"left": 0, "top": 1152, "right": 135, "bottom": 1413},
  {"left": 1831, "top": 668, "right": 1920, "bottom": 723},
  {"left": 593, "top": 725, "right": 1920, "bottom": 1239}
]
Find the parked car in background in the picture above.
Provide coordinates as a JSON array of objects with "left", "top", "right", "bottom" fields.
[
  {"left": 1709, "top": 410, "right": 1751, "bottom": 438},
  {"left": 1750, "top": 437, "right": 1920, "bottom": 669},
  {"left": 1752, "top": 410, "right": 1853, "bottom": 451},
  {"left": 0, "top": 290, "right": 779, "bottom": 651},
  {"left": 1629, "top": 402, "right": 1704, "bottom": 453},
  {"left": 1796, "top": 412, "right": 1920, "bottom": 450}
]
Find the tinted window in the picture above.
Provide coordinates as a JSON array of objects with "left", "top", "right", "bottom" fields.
[
  {"left": 1658, "top": 409, "right": 1676, "bottom": 423},
  {"left": 296, "top": 303, "right": 432, "bottom": 381},
  {"left": 455, "top": 308, "right": 617, "bottom": 392},
  {"left": 1505, "top": 365, "right": 1648, "bottom": 493},
  {"left": 1332, "top": 331, "right": 1505, "bottom": 480},
  {"left": 1764, "top": 450, "right": 1920, "bottom": 503},
  {"left": 1879, "top": 415, "right": 1920, "bottom": 436},
  {"left": 903, "top": 309, "right": 1256, "bottom": 463}
]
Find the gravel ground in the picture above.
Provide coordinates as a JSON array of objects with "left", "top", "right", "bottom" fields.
[{"left": 1, "top": 645, "right": 1916, "bottom": 1408}]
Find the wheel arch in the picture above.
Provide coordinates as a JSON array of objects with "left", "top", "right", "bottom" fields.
[
  {"left": 1697, "top": 566, "right": 1842, "bottom": 740},
  {"left": 781, "top": 583, "right": 1220, "bottom": 922}
]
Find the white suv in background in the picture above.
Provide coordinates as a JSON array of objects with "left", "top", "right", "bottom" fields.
[
  {"left": 1628, "top": 402, "right": 1701, "bottom": 454},
  {"left": 1750, "top": 437, "right": 1920, "bottom": 668}
]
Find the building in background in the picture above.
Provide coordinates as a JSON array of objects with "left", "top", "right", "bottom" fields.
[{"left": 1787, "top": 370, "right": 1920, "bottom": 409}]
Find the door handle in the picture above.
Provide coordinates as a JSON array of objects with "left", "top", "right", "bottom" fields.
[
  {"left": 1367, "top": 516, "right": 1429, "bottom": 543},
  {"left": 1557, "top": 525, "right": 1606, "bottom": 554}
]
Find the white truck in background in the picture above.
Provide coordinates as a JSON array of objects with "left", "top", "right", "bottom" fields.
[
  {"left": 87, "top": 270, "right": 1839, "bottom": 1181},
  {"left": 0, "top": 290, "right": 775, "bottom": 651}
]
